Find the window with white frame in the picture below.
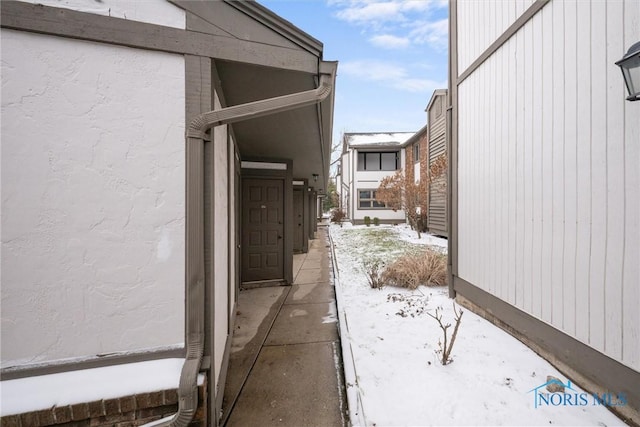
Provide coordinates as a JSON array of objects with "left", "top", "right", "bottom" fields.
[
  {"left": 413, "top": 144, "right": 420, "bottom": 163},
  {"left": 358, "top": 189, "right": 387, "bottom": 209}
]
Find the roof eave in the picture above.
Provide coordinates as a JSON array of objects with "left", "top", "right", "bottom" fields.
[
  {"left": 226, "top": 0, "right": 323, "bottom": 58},
  {"left": 401, "top": 123, "right": 429, "bottom": 147},
  {"left": 425, "top": 88, "right": 448, "bottom": 112}
]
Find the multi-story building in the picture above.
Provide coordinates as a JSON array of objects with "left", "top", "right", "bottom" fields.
[{"left": 338, "top": 132, "right": 413, "bottom": 225}]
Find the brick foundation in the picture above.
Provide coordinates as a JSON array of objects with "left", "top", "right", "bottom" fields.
[{"left": 1, "top": 381, "right": 207, "bottom": 427}]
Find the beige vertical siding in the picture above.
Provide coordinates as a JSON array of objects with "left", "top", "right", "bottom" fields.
[
  {"left": 427, "top": 93, "right": 447, "bottom": 236},
  {"left": 457, "top": 0, "right": 536, "bottom": 74},
  {"left": 456, "top": 0, "right": 640, "bottom": 371}
]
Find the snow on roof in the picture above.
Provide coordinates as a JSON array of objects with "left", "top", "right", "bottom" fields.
[
  {"left": 345, "top": 132, "right": 415, "bottom": 147},
  {"left": 0, "top": 358, "right": 203, "bottom": 416}
]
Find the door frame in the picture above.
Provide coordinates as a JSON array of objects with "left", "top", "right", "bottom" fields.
[
  {"left": 240, "top": 159, "right": 293, "bottom": 284},
  {"left": 293, "top": 179, "right": 309, "bottom": 253}
]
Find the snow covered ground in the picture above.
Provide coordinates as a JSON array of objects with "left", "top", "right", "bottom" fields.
[{"left": 330, "top": 223, "right": 626, "bottom": 427}]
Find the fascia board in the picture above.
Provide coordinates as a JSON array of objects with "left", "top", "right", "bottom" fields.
[
  {"left": 224, "top": 0, "right": 323, "bottom": 58},
  {"left": 425, "top": 88, "right": 448, "bottom": 112}
]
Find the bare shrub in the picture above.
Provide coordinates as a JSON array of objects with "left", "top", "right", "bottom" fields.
[
  {"left": 376, "top": 155, "right": 447, "bottom": 238},
  {"left": 427, "top": 302, "right": 463, "bottom": 365},
  {"left": 331, "top": 209, "right": 346, "bottom": 224},
  {"left": 382, "top": 249, "right": 447, "bottom": 289},
  {"left": 363, "top": 259, "right": 385, "bottom": 289}
]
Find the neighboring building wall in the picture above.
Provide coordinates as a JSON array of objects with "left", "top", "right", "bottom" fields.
[
  {"left": 339, "top": 151, "right": 350, "bottom": 216},
  {"left": 1, "top": 29, "right": 186, "bottom": 367},
  {"left": 427, "top": 91, "right": 447, "bottom": 237},
  {"left": 406, "top": 131, "right": 428, "bottom": 185},
  {"left": 341, "top": 132, "right": 413, "bottom": 224},
  {"left": 350, "top": 149, "right": 406, "bottom": 224},
  {"left": 452, "top": 0, "right": 639, "bottom": 420},
  {"left": 405, "top": 128, "right": 429, "bottom": 230}
]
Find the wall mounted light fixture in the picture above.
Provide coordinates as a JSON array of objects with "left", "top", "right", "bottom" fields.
[{"left": 616, "top": 41, "right": 640, "bottom": 101}]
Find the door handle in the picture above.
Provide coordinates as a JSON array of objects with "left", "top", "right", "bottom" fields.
[{"left": 278, "top": 235, "right": 282, "bottom": 239}]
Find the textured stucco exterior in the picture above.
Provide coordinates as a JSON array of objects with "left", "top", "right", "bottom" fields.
[
  {"left": 0, "top": 30, "right": 186, "bottom": 367},
  {"left": 1, "top": 0, "right": 337, "bottom": 422}
]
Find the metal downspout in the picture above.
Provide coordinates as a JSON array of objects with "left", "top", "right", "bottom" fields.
[{"left": 155, "top": 73, "right": 333, "bottom": 427}]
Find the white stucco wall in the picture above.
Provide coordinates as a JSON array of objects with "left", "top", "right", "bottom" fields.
[
  {"left": 0, "top": 30, "right": 186, "bottom": 367},
  {"left": 16, "top": 0, "right": 185, "bottom": 29}
]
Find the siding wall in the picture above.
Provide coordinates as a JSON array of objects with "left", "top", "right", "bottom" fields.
[
  {"left": 456, "top": 0, "right": 640, "bottom": 372},
  {"left": 427, "top": 93, "right": 447, "bottom": 236},
  {"left": 457, "top": 0, "right": 535, "bottom": 73}
]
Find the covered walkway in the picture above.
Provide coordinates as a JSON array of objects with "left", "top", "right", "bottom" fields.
[{"left": 221, "top": 225, "right": 347, "bottom": 426}]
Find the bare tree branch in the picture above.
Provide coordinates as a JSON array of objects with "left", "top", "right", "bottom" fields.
[{"left": 427, "top": 302, "right": 463, "bottom": 365}]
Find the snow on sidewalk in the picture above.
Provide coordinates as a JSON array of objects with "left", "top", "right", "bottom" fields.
[{"left": 330, "top": 223, "right": 625, "bottom": 426}]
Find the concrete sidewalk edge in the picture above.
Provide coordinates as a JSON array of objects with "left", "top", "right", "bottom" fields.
[{"left": 327, "top": 225, "right": 367, "bottom": 427}]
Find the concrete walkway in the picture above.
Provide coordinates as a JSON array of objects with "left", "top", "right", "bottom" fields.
[{"left": 221, "top": 225, "right": 347, "bottom": 427}]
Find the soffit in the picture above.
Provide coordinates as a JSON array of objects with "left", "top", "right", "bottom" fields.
[
  {"left": 173, "top": 0, "right": 334, "bottom": 192},
  {"left": 215, "top": 59, "right": 333, "bottom": 194}
]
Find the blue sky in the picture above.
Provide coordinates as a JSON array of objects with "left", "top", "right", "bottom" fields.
[{"left": 259, "top": 0, "right": 449, "bottom": 159}]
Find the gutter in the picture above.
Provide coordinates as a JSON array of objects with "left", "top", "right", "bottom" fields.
[
  {"left": 154, "top": 71, "right": 334, "bottom": 427},
  {"left": 186, "top": 74, "right": 333, "bottom": 138}
]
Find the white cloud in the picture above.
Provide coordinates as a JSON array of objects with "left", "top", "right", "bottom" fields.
[
  {"left": 336, "top": 1, "right": 405, "bottom": 23},
  {"left": 333, "top": 0, "right": 445, "bottom": 24},
  {"left": 409, "top": 18, "right": 448, "bottom": 51},
  {"left": 401, "top": 0, "right": 439, "bottom": 13},
  {"left": 339, "top": 60, "right": 446, "bottom": 93},
  {"left": 369, "top": 34, "right": 410, "bottom": 49},
  {"left": 330, "top": 0, "right": 448, "bottom": 50},
  {"left": 340, "top": 60, "right": 407, "bottom": 82},
  {"left": 392, "top": 77, "right": 445, "bottom": 93}
]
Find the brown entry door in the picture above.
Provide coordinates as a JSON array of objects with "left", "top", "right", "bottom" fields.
[{"left": 242, "top": 178, "right": 284, "bottom": 282}]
